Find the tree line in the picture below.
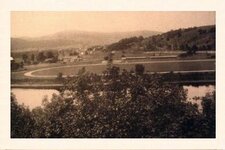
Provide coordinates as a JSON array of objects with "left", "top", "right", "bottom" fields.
[{"left": 11, "top": 51, "right": 58, "bottom": 71}]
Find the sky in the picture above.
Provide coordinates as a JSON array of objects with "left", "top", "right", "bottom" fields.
[{"left": 11, "top": 11, "right": 215, "bottom": 37}]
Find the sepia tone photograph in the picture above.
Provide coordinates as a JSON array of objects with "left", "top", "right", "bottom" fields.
[{"left": 10, "top": 11, "right": 215, "bottom": 138}]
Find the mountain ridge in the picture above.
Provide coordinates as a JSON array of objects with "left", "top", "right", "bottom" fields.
[{"left": 11, "top": 30, "right": 160, "bottom": 51}]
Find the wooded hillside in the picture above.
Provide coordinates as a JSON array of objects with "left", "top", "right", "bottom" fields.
[{"left": 108, "top": 25, "right": 215, "bottom": 51}]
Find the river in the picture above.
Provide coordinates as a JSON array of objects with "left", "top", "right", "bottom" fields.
[
  {"left": 11, "top": 89, "right": 59, "bottom": 109},
  {"left": 11, "top": 85, "right": 215, "bottom": 110},
  {"left": 183, "top": 85, "right": 215, "bottom": 110}
]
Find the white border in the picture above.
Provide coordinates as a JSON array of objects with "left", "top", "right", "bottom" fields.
[{"left": 1, "top": 0, "right": 225, "bottom": 149}]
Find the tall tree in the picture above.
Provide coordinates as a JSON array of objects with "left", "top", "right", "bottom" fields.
[
  {"left": 37, "top": 51, "right": 46, "bottom": 62},
  {"left": 22, "top": 54, "right": 28, "bottom": 63}
]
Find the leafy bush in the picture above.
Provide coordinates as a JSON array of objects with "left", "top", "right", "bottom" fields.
[
  {"left": 56, "top": 72, "right": 63, "bottom": 82},
  {"left": 135, "top": 64, "right": 145, "bottom": 75},
  {"left": 11, "top": 94, "right": 34, "bottom": 138},
  {"left": 11, "top": 67, "right": 215, "bottom": 138}
]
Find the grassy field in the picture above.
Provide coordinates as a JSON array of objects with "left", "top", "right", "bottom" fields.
[
  {"left": 11, "top": 52, "right": 215, "bottom": 85},
  {"left": 31, "top": 60, "right": 215, "bottom": 76}
]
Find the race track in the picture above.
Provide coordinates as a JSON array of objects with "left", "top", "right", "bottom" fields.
[{"left": 24, "top": 59, "right": 215, "bottom": 78}]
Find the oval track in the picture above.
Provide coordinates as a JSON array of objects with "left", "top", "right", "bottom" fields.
[{"left": 24, "top": 59, "right": 215, "bottom": 78}]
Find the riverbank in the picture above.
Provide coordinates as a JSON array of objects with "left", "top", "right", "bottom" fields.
[{"left": 11, "top": 71, "right": 215, "bottom": 88}]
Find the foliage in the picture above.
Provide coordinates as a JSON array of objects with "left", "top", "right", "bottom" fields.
[
  {"left": 107, "top": 25, "right": 215, "bottom": 51},
  {"left": 37, "top": 52, "right": 46, "bottom": 62},
  {"left": 56, "top": 72, "right": 64, "bottom": 82},
  {"left": 11, "top": 61, "right": 20, "bottom": 71},
  {"left": 200, "top": 91, "right": 215, "bottom": 137},
  {"left": 108, "top": 36, "right": 144, "bottom": 50},
  {"left": 45, "top": 51, "right": 54, "bottom": 59},
  {"left": 31, "top": 54, "right": 35, "bottom": 62},
  {"left": 135, "top": 64, "right": 145, "bottom": 75},
  {"left": 11, "top": 94, "right": 34, "bottom": 138},
  {"left": 22, "top": 54, "right": 28, "bottom": 63},
  {"left": 11, "top": 67, "right": 215, "bottom": 138}
]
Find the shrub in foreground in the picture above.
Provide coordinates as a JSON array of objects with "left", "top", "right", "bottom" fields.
[{"left": 11, "top": 67, "right": 215, "bottom": 138}]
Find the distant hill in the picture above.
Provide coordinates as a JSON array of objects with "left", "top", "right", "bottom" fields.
[
  {"left": 107, "top": 25, "right": 215, "bottom": 51},
  {"left": 11, "top": 30, "right": 160, "bottom": 51}
]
